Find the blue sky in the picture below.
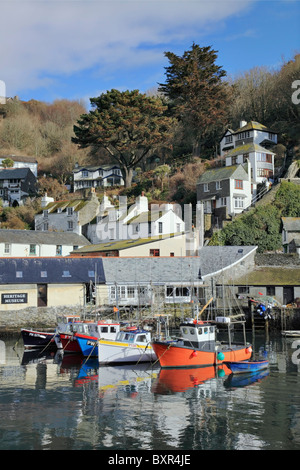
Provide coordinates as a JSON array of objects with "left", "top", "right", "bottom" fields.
[{"left": 0, "top": 0, "right": 299, "bottom": 108}]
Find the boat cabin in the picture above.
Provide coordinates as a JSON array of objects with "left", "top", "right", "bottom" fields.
[
  {"left": 179, "top": 321, "right": 216, "bottom": 351},
  {"left": 116, "top": 329, "right": 151, "bottom": 344}
]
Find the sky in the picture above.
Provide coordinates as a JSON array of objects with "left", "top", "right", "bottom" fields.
[{"left": 0, "top": 0, "right": 299, "bottom": 108}]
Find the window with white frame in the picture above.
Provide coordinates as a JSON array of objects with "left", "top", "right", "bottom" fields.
[
  {"left": 220, "top": 197, "right": 227, "bottom": 206},
  {"left": 234, "top": 197, "right": 244, "bottom": 209},
  {"left": 4, "top": 243, "right": 10, "bottom": 254},
  {"left": 203, "top": 183, "right": 209, "bottom": 192},
  {"left": 216, "top": 181, "right": 221, "bottom": 190},
  {"left": 67, "top": 221, "right": 73, "bottom": 231}
]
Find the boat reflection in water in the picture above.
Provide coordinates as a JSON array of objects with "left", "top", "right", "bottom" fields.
[
  {"left": 152, "top": 365, "right": 232, "bottom": 394},
  {"left": 224, "top": 369, "right": 270, "bottom": 389}
]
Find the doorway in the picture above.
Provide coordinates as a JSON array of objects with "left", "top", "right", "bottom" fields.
[
  {"left": 283, "top": 286, "right": 294, "bottom": 305},
  {"left": 37, "top": 284, "right": 48, "bottom": 307}
]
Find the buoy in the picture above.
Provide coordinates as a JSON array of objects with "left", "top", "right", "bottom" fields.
[
  {"left": 246, "top": 346, "right": 252, "bottom": 354},
  {"left": 191, "top": 350, "right": 198, "bottom": 358},
  {"left": 217, "top": 368, "right": 225, "bottom": 377},
  {"left": 217, "top": 352, "right": 225, "bottom": 361}
]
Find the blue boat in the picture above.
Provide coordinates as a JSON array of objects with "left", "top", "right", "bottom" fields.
[
  {"left": 224, "top": 360, "right": 269, "bottom": 374},
  {"left": 76, "top": 334, "right": 99, "bottom": 357}
]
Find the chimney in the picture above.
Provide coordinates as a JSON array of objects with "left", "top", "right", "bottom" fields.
[{"left": 240, "top": 120, "right": 247, "bottom": 128}]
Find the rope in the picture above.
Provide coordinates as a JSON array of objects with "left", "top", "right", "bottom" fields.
[
  {"left": 151, "top": 343, "right": 172, "bottom": 367},
  {"left": 135, "top": 342, "right": 151, "bottom": 366},
  {"left": 81, "top": 340, "right": 98, "bottom": 366}
]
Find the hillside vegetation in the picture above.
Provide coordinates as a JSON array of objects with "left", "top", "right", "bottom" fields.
[{"left": 0, "top": 45, "right": 299, "bottom": 251}]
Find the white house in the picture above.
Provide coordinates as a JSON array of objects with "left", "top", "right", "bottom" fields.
[
  {"left": 35, "top": 188, "right": 100, "bottom": 237},
  {"left": 0, "top": 155, "right": 38, "bottom": 177},
  {"left": 220, "top": 120, "right": 278, "bottom": 157},
  {"left": 73, "top": 163, "right": 124, "bottom": 191},
  {"left": 220, "top": 121, "right": 277, "bottom": 192},
  {"left": 0, "top": 229, "right": 90, "bottom": 257},
  {"left": 197, "top": 161, "right": 252, "bottom": 225},
  {"left": 87, "top": 193, "right": 185, "bottom": 244}
]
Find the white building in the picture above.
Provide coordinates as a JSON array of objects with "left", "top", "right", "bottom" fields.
[
  {"left": 0, "top": 229, "right": 90, "bottom": 257},
  {"left": 73, "top": 163, "right": 124, "bottom": 191},
  {"left": 220, "top": 121, "right": 277, "bottom": 190},
  {"left": 87, "top": 193, "right": 185, "bottom": 244},
  {"left": 0, "top": 155, "right": 38, "bottom": 177}
]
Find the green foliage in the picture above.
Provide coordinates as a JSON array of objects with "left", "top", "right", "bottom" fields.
[
  {"left": 73, "top": 89, "right": 176, "bottom": 188},
  {"left": 210, "top": 181, "right": 300, "bottom": 252},
  {"left": 274, "top": 180, "right": 300, "bottom": 217}
]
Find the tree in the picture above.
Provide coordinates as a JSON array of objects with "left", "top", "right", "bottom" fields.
[
  {"left": 1, "top": 158, "right": 14, "bottom": 168},
  {"left": 72, "top": 89, "right": 176, "bottom": 188},
  {"left": 158, "top": 43, "right": 230, "bottom": 157}
]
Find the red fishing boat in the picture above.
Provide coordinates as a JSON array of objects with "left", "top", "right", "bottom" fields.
[{"left": 151, "top": 299, "right": 252, "bottom": 368}]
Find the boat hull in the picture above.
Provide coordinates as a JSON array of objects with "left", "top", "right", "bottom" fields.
[
  {"left": 60, "top": 333, "right": 82, "bottom": 353},
  {"left": 151, "top": 341, "right": 252, "bottom": 368},
  {"left": 21, "top": 329, "right": 56, "bottom": 349},
  {"left": 76, "top": 334, "right": 98, "bottom": 357},
  {"left": 224, "top": 360, "right": 269, "bottom": 374},
  {"left": 98, "top": 339, "right": 157, "bottom": 364}
]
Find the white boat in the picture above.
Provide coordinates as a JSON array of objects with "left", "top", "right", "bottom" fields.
[{"left": 98, "top": 327, "right": 157, "bottom": 365}]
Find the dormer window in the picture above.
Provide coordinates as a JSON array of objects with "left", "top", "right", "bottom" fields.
[{"left": 67, "top": 207, "right": 74, "bottom": 216}]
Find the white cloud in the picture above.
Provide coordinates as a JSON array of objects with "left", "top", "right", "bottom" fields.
[{"left": 0, "top": 0, "right": 254, "bottom": 98}]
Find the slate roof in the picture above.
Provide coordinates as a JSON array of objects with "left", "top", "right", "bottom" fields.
[
  {"left": 197, "top": 164, "right": 249, "bottom": 184},
  {"left": 101, "top": 246, "right": 257, "bottom": 284},
  {"left": 0, "top": 229, "right": 90, "bottom": 246},
  {"left": 230, "top": 267, "right": 300, "bottom": 286},
  {"left": 225, "top": 143, "right": 275, "bottom": 158},
  {"left": 0, "top": 258, "right": 105, "bottom": 284},
  {"left": 0, "top": 168, "right": 35, "bottom": 180},
  {"left": 282, "top": 217, "right": 300, "bottom": 232},
  {"left": 234, "top": 121, "right": 276, "bottom": 134}
]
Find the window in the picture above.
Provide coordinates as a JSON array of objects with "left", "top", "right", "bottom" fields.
[
  {"left": 148, "top": 222, "right": 152, "bottom": 235},
  {"left": 43, "top": 210, "right": 48, "bottom": 217},
  {"left": 127, "top": 287, "right": 135, "bottom": 298},
  {"left": 82, "top": 170, "right": 89, "bottom": 177},
  {"left": 150, "top": 249, "right": 160, "bottom": 257},
  {"left": 234, "top": 197, "right": 244, "bottom": 209},
  {"left": 67, "top": 207, "right": 74, "bottom": 216},
  {"left": 62, "top": 270, "right": 71, "bottom": 277},
  {"left": 225, "top": 135, "right": 233, "bottom": 144},
  {"left": 158, "top": 222, "right": 163, "bottom": 234},
  {"left": 43, "top": 222, "right": 49, "bottom": 231},
  {"left": 238, "top": 286, "right": 249, "bottom": 294},
  {"left": 220, "top": 197, "right": 227, "bottom": 206},
  {"left": 88, "top": 270, "right": 95, "bottom": 278},
  {"left": 109, "top": 228, "right": 114, "bottom": 239},
  {"left": 41, "top": 271, "right": 47, "bottom": 278},
  {"left": 29, "top": 244, "right": 36, "bottom": 255},
  {"left": 67, "top": 221, "right": 73, "bottom": 231},
  {"left": 204, "top": 183, "right": 209, "bottom": 192},
  {"left": 216, "top": 181, "right": 221, "bottom": 190},
  {"left": 56, "top": 245, "right": 62, "bottom": 256},
  {"left": 4, "top": 243, "right": 10, "bottom": 254},
  {"left": 235, "top": 179, "right": 243, "bottom": 189},
  {"left": 176, "top": 223, "right": 181, "bottom": 232},
  {"left": 16, "top": 271, "right": 23, "bottom": 278},
  {"left": 73, "top": 245, "right": 78, "bottom": 251},
  {"left": 267, "top": 286, "right": 275, "bottom": 296}
]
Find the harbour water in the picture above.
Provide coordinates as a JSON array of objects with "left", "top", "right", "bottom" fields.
[{"left": 0, "top": 332, "right": 299, "bottom": 452}]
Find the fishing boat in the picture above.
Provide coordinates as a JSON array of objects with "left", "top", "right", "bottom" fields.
[
  {"left": 224, "top": 360, "right": 269, "bottom": 374},
  {"left": 98, "top": 327, "right": 157, "bottom": 364},
  {"left": 21, "top": 328, "right": 56, "bottom": 349},
  {"left": 54, "top": 314, "right": 81, "bottom": 351},
  {"left": 76, "top": 320, "right": 121, "bottom": 357},
  {"left": 151, "top": 298, "right": 252, "bottom": 369}
]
